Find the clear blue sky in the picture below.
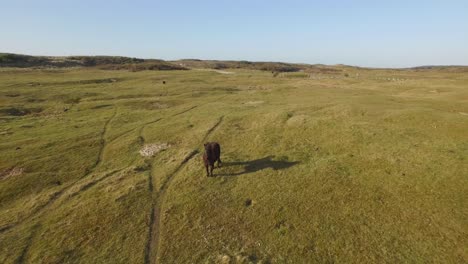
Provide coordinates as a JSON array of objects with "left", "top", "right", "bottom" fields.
[{"left": 1, "top": 0, "right": 467, "bottom": 67}]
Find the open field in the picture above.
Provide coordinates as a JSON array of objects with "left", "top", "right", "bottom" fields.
[{"left": 0, "top": 66, "right": 467, "bottom": 263}]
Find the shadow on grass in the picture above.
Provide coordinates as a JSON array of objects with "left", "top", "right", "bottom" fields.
[{"left": 216, "top": 155, "right": 299, "bottom": 177}]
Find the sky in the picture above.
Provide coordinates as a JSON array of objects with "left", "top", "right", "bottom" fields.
[{"left": 1, "top": 0, "right": 467, "bottom": 67}]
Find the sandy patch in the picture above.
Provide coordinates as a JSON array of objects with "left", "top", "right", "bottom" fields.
[
  {"left": 0, "top": 167, "right": 24, "bottom": 180},
  {"left": 286, "top": 114, "right": 308, "bottom": 126},
  {"left": 151, "top": 102, "right": 170, "bottom": 109},
  {"left": 459, "top": 112, "right": 468, "bottom": 116},
  {"left": 214, "top": 70, "right": 234, "bottom": 74},
  {"left": 217, "top": 255, "right": 231, "bottom": 264},
  {"left": 139, "top": 143, "right": 171, "bottom": 157},
  {"left": 195, "top": 69, "right": 235, "bottom": 75},
  {"left": 244, "top": 101, "right": 264, "bottom": 106}
]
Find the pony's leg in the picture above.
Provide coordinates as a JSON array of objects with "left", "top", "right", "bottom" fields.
[
  {"left": 217, "top": 158, "right": 222, "bottom": 168},
  {"left": 210, "top": 164, "right": 214, "bottom": 176},
  {"left": 205, "top": 164, "right": 210, "bottom": 177}
]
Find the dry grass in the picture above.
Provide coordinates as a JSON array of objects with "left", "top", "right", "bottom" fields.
[{"left": 0, "top": 67, "right": 467, "bottom": 263}]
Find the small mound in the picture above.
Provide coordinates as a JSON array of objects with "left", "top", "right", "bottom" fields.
[
  {"left": 217, "top": 255, "right": 231, "bottom": 264},
  {"left": 0, "top": 107, "right": 43, "bottom": 116},
  {"left": 286, "top": 114, "right": 308, "bottom": 126},
  {"left": 139, "top": 143, "right": 171, "bottom": 157}
]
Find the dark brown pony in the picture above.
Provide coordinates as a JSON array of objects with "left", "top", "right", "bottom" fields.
[{"left": 203, "top": 142, "right": 221, "bottom": 176}]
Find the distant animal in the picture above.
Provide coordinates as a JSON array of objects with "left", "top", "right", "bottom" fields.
[
  {"left": 203, "top": 142, "right": 221, "bottom": 177},
  {"left": 162, "top": 81, "right": 166, "bottom": 84}
]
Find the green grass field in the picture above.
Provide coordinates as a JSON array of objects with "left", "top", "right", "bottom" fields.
[{"left": 0, "top": 67, "right": 467, "bottom": 263}]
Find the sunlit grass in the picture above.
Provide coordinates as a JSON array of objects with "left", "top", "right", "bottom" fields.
[{"left": 0, "top": 67, "right": 467, "bottom": 263}]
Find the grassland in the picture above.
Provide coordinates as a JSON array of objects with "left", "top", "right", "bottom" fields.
[{"left": 0, "top": 65, "right": 467, "bottom": 263}]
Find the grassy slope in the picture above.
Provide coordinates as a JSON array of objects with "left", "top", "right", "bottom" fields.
[
  {"left": 0, "top": 53, "right": 187, "bottom": 71},
  {"left": 0, "top": 67, "right": 467, "bottom": 263}
]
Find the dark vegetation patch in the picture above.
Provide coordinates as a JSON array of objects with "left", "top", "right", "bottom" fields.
[
  {"left": 5, "top": 93, "right": 20, "bottom": 97},
  {"left": 26, "top": 98, "right": 46, "bottom": 103},
  {"left": 0, "top": 53, "right": 80, "bottom": 68},
  {"left": 70, "top": 78, "right": 118, "bottom": 84},
  {"left": 0, "top": 53, "right": 187, "bottom": 71},
  {"left": 91, "top": 104, "right": 113, "bottom": 109},
  {"left": 179, "top": 78, "right": 206, "bottom": 83},
  {"left": 305, "top": 66, "right": 342, "bottom": 74},
  {"left": 134, "top": 163, "right": 150, "bottom": 172},
  {"left": 410, "top": 65, "right": 468, "bottom": 72},
  {"left": 115, "top": 94, "right": 154, "bottom": 99},
  {"left": 9, "top": 78, "right": 122, "bottom": 89},
  {"left": 282, "top": 72, "right": 310, "bottom": 78},
  {"left": 255, "top": 62, "right": 302, "bottom": 72},
  {"left": 0, "top": 53, "right": 143, "bottom": 68},
  {"left": 43, "top": 78, "right": 121, "bottom": 86},
  {"left": 3, "top": 53, "right": 468, "bottom": 74},
  {"left": 68, "top": 56, "right": 144, "bottom": 66},
  {"left": 98, "top": 61, "right": 188, "bottom": 71},
  {"left": 0, "top": 53, "right": 333, "bottom": 73},
  {"left": 220, "top": 87, "right": 241, "bottom": 92},
  {"left": 175, "top": 59, "right": 303, "bottom": 72},
  {"left": 0, "top": 106, "right": 43, "bottom": 116}
]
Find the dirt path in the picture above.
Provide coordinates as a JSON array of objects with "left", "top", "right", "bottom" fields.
[
  {"left": 146, "top": 116, "right": 224, "bottom": 264},
  {"left": 145, "top": 150, "right": 199, "bottom": 264},
  {"left": 64, "top": 169, "right": 124, "bottom": 201},
  {"left": 5, "top": 110, "right": 123, "bottom": 262},
  {"left": 108, "top": 127, "right": 138, "bottom": 143},
  {"left": 0, "top": 111, "right": 117, "bottom": 234},
  {"left": 14, "top": 224, "right": 40, "bottom": 264},
  {"left": 138, "top": 118, "right": 164, "bottom": 193},
  {"left": 172, "top": 106, "right": 198, "bottom": 116},
  {"left": 45, "top": 110, "right": 118, "bottom": 203},
  {"left": 144, "top": 105, "right": 207, "bottom": 263},
  {"left": 4, "top": 103, "right": 223, "bottom": 263},
  {"left": 95, "top": 111, "right": 117, "bottom": 169},
  {"left": 202, "top": 116, "right": 224, "bottom": 142}
]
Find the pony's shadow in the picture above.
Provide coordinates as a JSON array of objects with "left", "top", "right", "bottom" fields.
[{"left": 216, "top": 155, "right": 299, "bottom": 177}]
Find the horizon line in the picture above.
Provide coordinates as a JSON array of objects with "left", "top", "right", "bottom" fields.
[{"left": 2, "top": 51, "right": 468, "bottom": 70}]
